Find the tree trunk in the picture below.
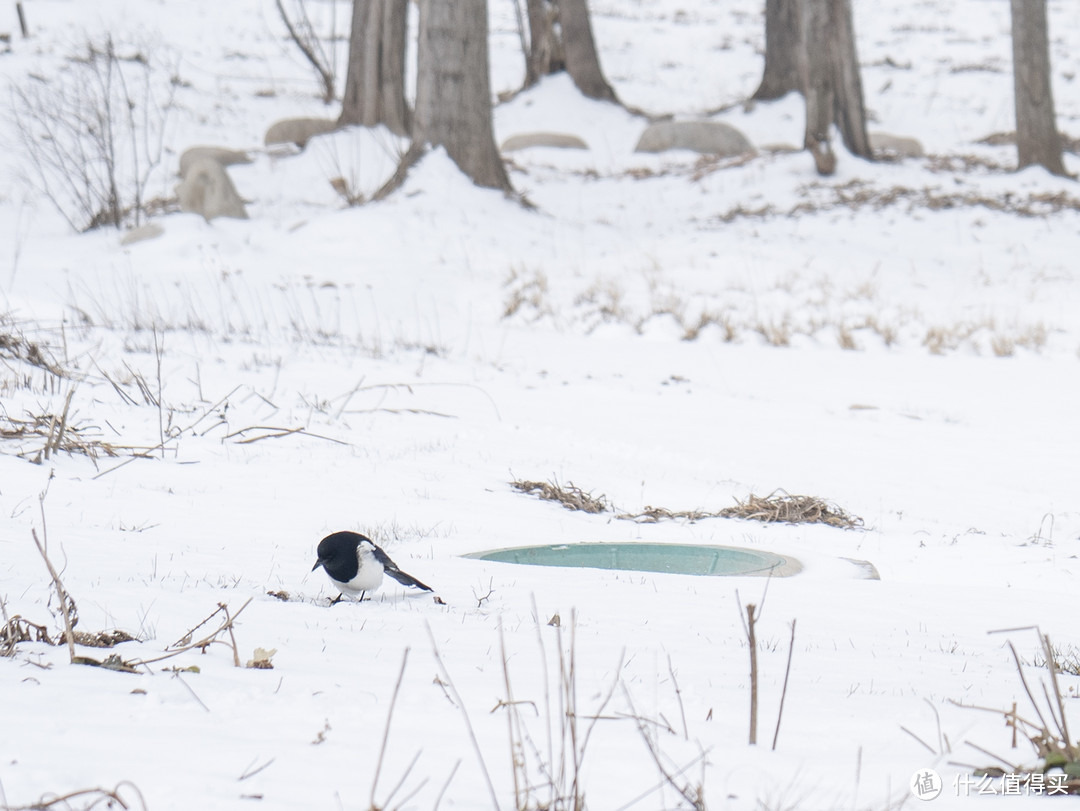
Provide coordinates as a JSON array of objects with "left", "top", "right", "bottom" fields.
[
  {"left": 521, "top": 0, "right": 616, "bottom": 102},
  {"left": 798, "top": 0, "right": 870, "bottom": 175},
  {"left": 752, "top": 0, "right": 801, "bottom": 101},
  {"left": 1010, "top": 0, "right": 1066, "bottom": 176},
  {"left": 800, "top": 0, "right": 835, "bottom": 174},
  {"left": 338, "top": 0, "right": 410, "bottom": 136},
  {"left": 524, "top": 0, "right": 562, "bottom": 86},
  {"left": 559, "top": 0, "right": 618, "bottom": 102},
  {"left": 410, "top": 0, "right": 511, "bottom": 191},
  {"left": 829, "top": 0, "right": 870, "bottom": 159}
]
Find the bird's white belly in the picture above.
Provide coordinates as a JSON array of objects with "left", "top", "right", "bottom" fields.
[{"left": 333, "top": 545, "right": 385, "bottom": 595}]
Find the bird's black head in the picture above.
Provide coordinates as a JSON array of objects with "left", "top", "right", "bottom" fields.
[{"left": 312, "top": 531, "right": 370, "bottom": 581}]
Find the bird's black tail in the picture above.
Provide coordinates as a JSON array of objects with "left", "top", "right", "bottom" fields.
[
  {"left": 367, "top": 541, "right": 434, "bottom": 592},
  {"left": 384, "top": 566, "right": 433, "bottom": 592}
]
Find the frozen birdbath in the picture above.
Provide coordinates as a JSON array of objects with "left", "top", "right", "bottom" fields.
[{"left": 466, "top": 542, "right": 802, "bottom": 577}]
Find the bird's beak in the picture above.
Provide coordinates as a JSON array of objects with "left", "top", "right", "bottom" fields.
[{"left": 312, "top": 559, "right": 323, "bottom": 572}]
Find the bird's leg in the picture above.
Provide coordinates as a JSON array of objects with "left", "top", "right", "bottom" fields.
[
  {"left": 359, "top": 591, "right": 367, "bottom": 602},
  {"left": 330, "top": 593, "right": 344, "bottom": 606}
]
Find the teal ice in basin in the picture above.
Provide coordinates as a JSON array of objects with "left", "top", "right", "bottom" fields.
[{"left": 466, "top": 543, "right": 801, "bottom": 577}]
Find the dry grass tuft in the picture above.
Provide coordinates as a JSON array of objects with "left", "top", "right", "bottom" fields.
[
  {"left": 0, "top": 398, "right": 140, "bottom": 465},
  {"left": 836, "top": 324, "right": 858, "bottom": 350},
  {"left": 503, "top": 267, "right": 552, "bottom": 321},
  {"left": 510, "top": 478, "right": 609, "bottom": 514},
  {"left": 0, "top": 319, "right": 66, "bottom": 377},
  {"left": 510, "top": 478, "right": 862, "bottom": 529},
  {"left": 719, "top": 490, "right": 863, "bottom": 529},
  {"left": 755, "top": 319, "right": 792, "bottom": 347},
  {"left": 617, "top": 506, "right": 723, "bottom": 523},
  {"left": 1027, "top": 641, "right": 1080, "bottom": 678},
  {"left": 683, "top": 310, "right": 737, "bottom": 342}
]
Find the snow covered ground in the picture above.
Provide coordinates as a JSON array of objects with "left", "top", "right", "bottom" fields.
[{"left": 1, "top": 0, "right": 1079, "bottom": 808}]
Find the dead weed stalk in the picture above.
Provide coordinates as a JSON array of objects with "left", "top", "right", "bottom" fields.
[
  {"left": 1, "top": 781, "right": 148, "bottom": 811},
  {"left": 129, "top": 598, "right": 255, "bottom": 670},
  {"left": 510, "top": 478, "right": 610, "bottom": 514},
  {"left": 949, "top": 627, "right": 1080, "bottom": 794},
  {"left": 368, "top": 648, "right": 428, "bottom": 811},
  {"left": 494, "top": 605, "right": 623, "bottom": 811}
]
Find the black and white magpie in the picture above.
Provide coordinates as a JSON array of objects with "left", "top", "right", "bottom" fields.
[{"left": 312, "top": 531, "right": 433, "bottom": 603}]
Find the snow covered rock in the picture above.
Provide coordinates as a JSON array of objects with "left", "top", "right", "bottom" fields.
[
  {"left": 176, "top": 157, "right": 248, "bottom": 221},
  {"left": 634, "top": 120, "right": 754, "bottom": 156},
  {"left": 264, "top": 117, "right": 339, "bottom": 148},
  {"left": 179, "top": 145, "right": 253, "bottom": 178},
  {"left": 500, "top": 132, "right": 589, "bottom": 151},
  {"left": 869, "top": 132, "right": 925, "bottom": 158}
]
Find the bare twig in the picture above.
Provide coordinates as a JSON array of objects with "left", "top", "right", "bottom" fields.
[
  {"left": 622, "top": 686, "right": 707, "bottom": 810},
  {"left": 473, "top": 578, "right": 495, "bottom": 608},
  {"left": 1040, "top": 632, "right": 1076, "bottom": 760},
  {"left": 746, "top": 603, "right": 758, "bottom": 745},
  {"left": 612, "top": 744, "right": 710, "bottom": 811},
  {"left": 42, "top": 387, "right": 75, "bottom": 461},
  {"left": 431, "top": 760, "right": 461, "bottom": 811},
  {"left": 668, "top": 654, "right": 689, "bottom": 741},
  {"left": 274, "top": 0, "right": 336, "bottom": 103},
  {"left": 92, "top": 385, "right": 242, "bottom": 479},
  {"left": 128, "top": 598, "right": 252, "bottom": 669},
  {"left": 382, "top": 751, "right": 427, "bottom": 811},
  {"left": 901, "top": 725, "right": 938, "bottom": 755},
  {"left": 1005, "top": 640, "right": 1051, "bottom": 734},
  {"left": 426, "top": 624, "right": 503, "bottom": 811},
  {"left": 31, "top": 527, "right": 75, "bottom": 664},
  {"left": 497, "top": 625, "right": 525, "bottom": 808},
  {"left": 153, "top": 326, "right": 165, "bottom": 459},
  {"left": 238, "top": 757, "right": 276, "bottom": 781},
  {"left": 568, "top": 617, "right": 624, "bottom": 800},
  {"left": 370, "top": 647, "right": 411, "bottom": 810},
  {"left": 225, "top": 425, "right": 349, "bottom": 446},
  {"left": 771, "top": 618, "right": 797, "bottom": 750},
  {"left": 963, "top": 740, "right": 1020, "bottom": 772},
  {"left": 221, "top": 602, "right": 242, "bottom": 668},
  {"left": 6, "top": 781, "right": 149, "bottom": 810},
  {"left": 174, "top": 671, "right": 211, "bottom": 712}
]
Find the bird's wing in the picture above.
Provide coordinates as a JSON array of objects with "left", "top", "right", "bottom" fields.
[
  {"left": 367, "top": 541, "right": 398, "bottom": 571},
  {"left": 370, "top": 542, "right": 433, "bottom": 592}
]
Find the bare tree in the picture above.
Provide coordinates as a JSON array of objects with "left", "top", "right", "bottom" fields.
[
  {"left": 12, "top": 36, "right": 175, "bottom": 231},
  {"left": 798, "top": 0, "right": 870, "bottom": 175},
  {"left": 379, "top": 0, "right": 511, "bottom": 195},
  {"left": 275, "top": 0, "right": 338, "bottom": 103},
  {"left": 1009, "top": 0, "right": 1066, "bottom": 176},
  {"left": 338, "top": 0, "right": 410, "bottom": 135},
  {"left": 521, "top": 0, "right": 618, "bottom": 102},
  {"left": 752, "top": 0, "right": 801, "bottom": 101}
]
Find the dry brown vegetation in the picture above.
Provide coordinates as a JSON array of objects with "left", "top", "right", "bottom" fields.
[
  {"left": 953, "top": 629, "right": 1080, "bottom": 795},
  {"left": 511, "top": 478, "right": 863, "bottom": 530},
  {"left": 714, "top": 179, "right": 1080, "bottom": 223},
  {"left": 717, "top": 490, "right": 863, "bottom": 529},
  {"left": 510, "top": 478, "right": 610, "bottom": 513}
]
